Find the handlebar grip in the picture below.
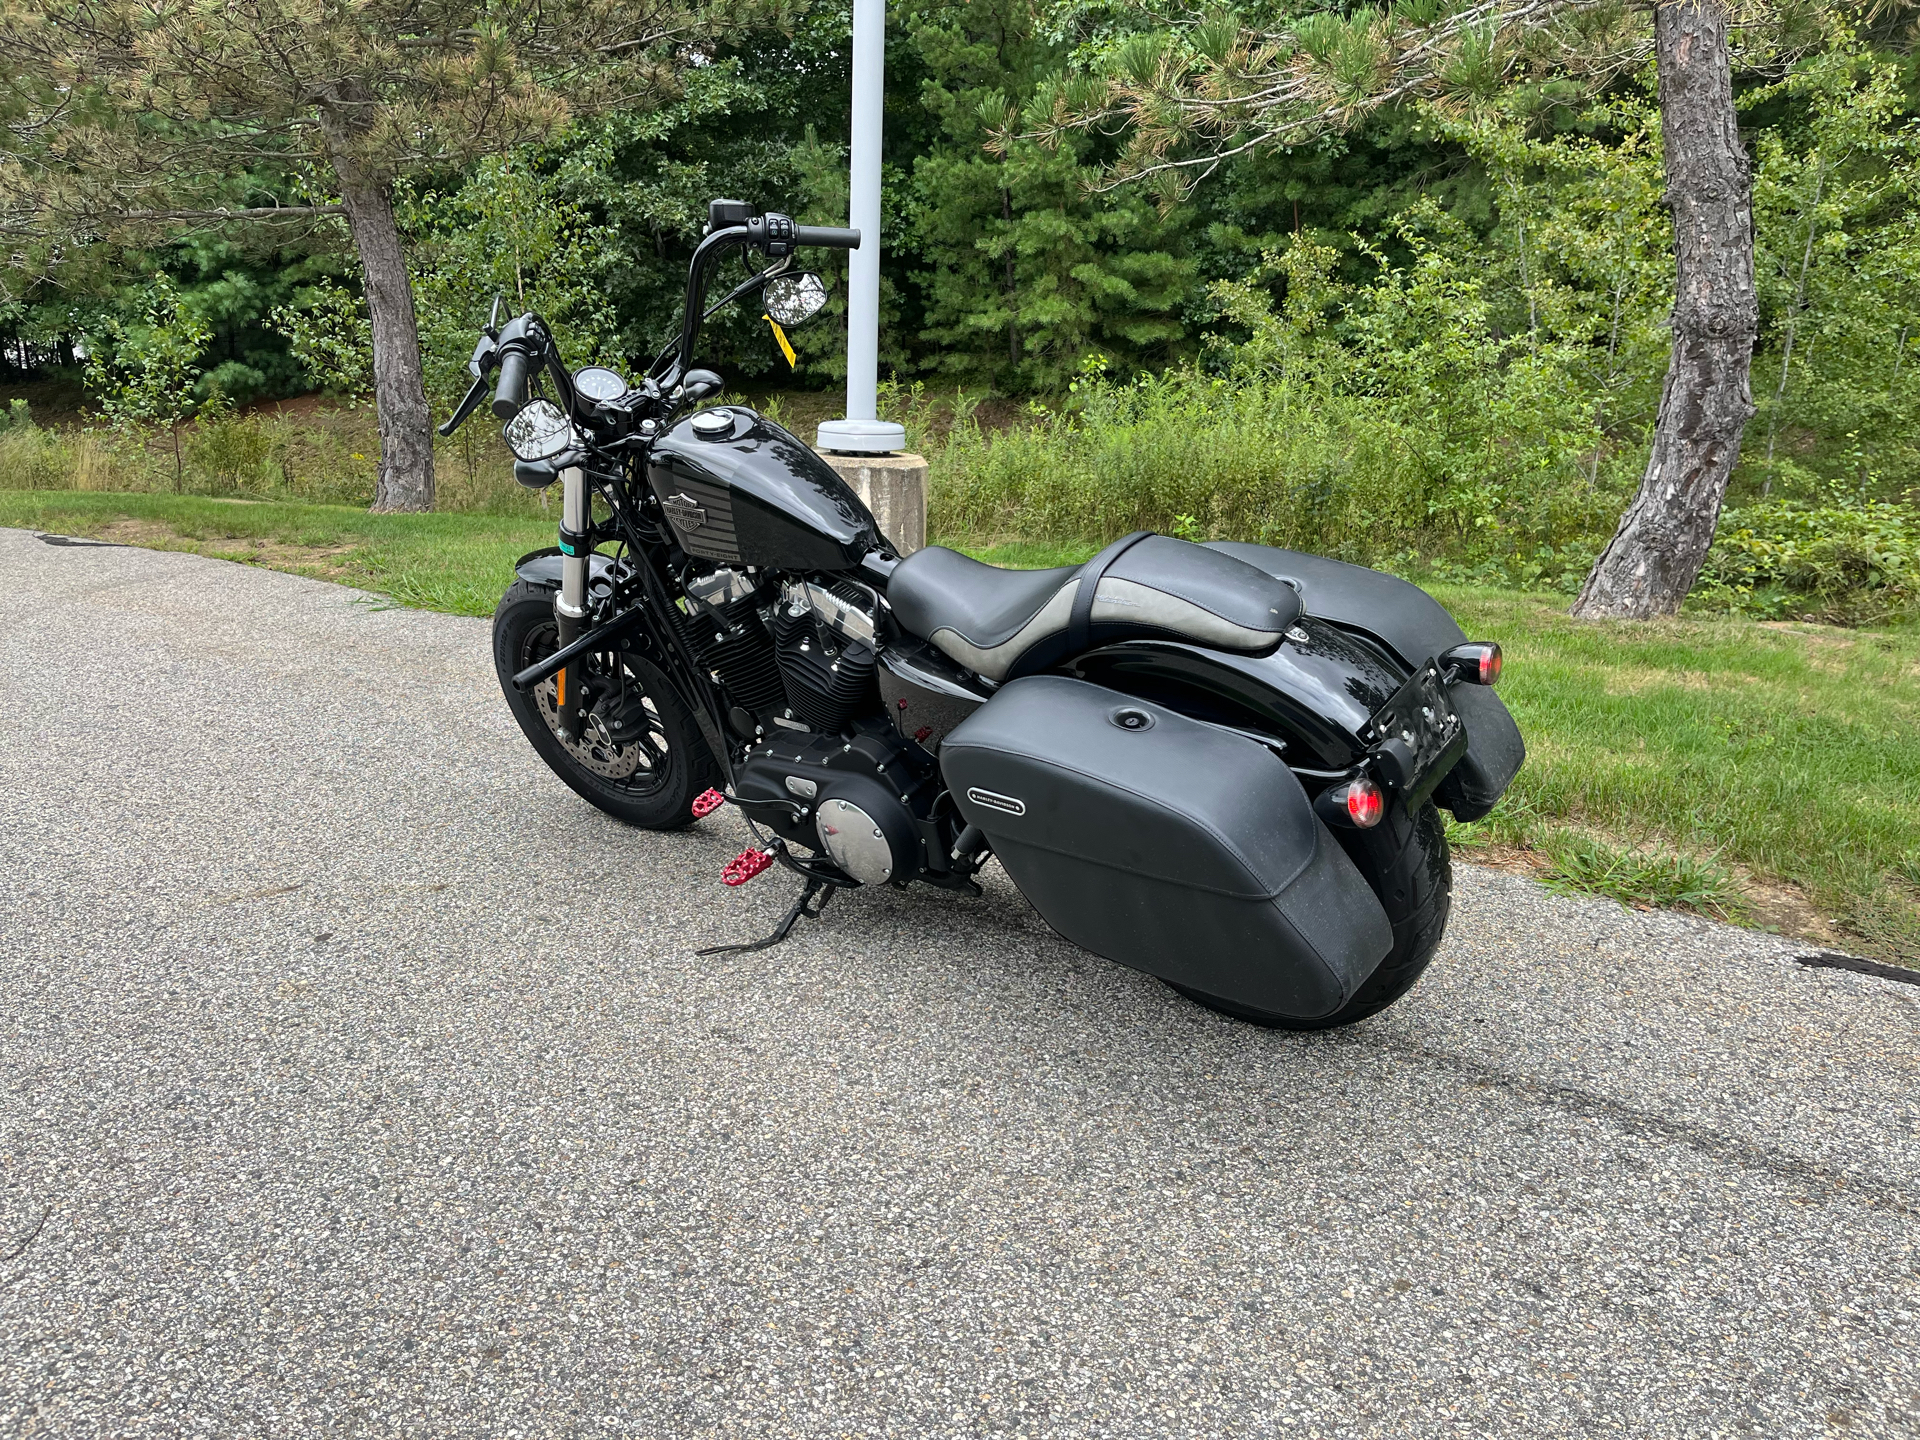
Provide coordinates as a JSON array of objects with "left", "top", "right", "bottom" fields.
[
  {"left": 492, "top": 350, "right": 531, "bottom": 419},
  {"left": 793, "top": 226, "right": 860, "bottom": 250}
]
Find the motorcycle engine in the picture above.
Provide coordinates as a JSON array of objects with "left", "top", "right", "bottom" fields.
[
  {"left": 687, "top": 568, "right": 930, "bottom": 885},
  {"left": 683, "top": 569, "right": 884, "bottom": 739},
  {"left": 683, "top": 568, "right": 786, "bottom": 725}
]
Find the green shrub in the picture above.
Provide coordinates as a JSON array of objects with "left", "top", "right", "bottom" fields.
[
  {"left": 0, "top": 402, "right": 538, "bottom": 515},
  {"left": 1700, "top": 493, "right": 1920, "bottom": 623},
  {"left": 928, "top": 366, "right": 1444, "bottom": 558},
  {"left": 185, "top": 412, "right": 283, "bottom": 495},
  {"left": 0, "top": 427, "right": 66, "bottom": 489}
]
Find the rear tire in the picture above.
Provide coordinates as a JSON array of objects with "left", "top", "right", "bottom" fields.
[
  {"left": 493, "top": 580, "right": 723, "bottom": 830},
  {"left": 1168, "top": 800, "right": 1452, "bottom": 1030}
]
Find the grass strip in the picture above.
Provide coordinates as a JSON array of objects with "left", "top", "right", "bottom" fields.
[
  {"left": 0, "top": 490, "right": 552, "bottom": 617},
  {"left": 1436, "top": 589, "right": 1920, "bottom": 963}
]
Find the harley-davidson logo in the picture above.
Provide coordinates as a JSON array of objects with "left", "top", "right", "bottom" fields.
[
  {"left": 966, "top": 787, "right": 1026, "bottom": 817},
  {"left": 661, "top": 492, "right": 706, "bottom": 531}
]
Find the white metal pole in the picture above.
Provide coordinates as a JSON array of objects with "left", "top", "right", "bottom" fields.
[{"left": 816, "top": 0, "right": 906, "bottom": 456}]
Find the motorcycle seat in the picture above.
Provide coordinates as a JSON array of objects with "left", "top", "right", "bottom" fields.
[{"left": 888, "top": 535, "right": 1302, "bottom": 682}]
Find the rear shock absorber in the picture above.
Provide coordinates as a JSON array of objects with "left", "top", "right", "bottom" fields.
[{"left": 553, "top": 463, "right": 590, "bottom": 741}]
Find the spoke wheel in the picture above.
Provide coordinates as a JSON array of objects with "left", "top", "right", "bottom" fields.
[
  {"left": 493, "top": 579, "right": 722, "bottom": 830},
  {"left": 523, "top": 626, "right": 669, "bottom": 789}
]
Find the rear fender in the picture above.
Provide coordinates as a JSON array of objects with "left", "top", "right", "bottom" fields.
[
  {"left": 1204, "top": 542, "right": 1525, "bottom": 821},
  {"left": 1066, "top": 619, "right": 1403, "bottom": 770}
]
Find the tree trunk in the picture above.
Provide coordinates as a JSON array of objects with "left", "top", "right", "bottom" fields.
[
  {"left": 330, "top": 151, "right": 434, "bottom": 513},
  {"left": 1570, "top": 0, "right": 1757, "bottom": 619}
]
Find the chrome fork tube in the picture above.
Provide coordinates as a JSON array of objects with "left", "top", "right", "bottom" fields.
[{"left": 553, "top": 464, "right": 589, "bottom": 740}]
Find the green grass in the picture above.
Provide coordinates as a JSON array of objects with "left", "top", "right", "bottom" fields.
[
  {"left": 1536, "top": 833, "right": 1749, "bottom": 921},
  {"left": 953, "top": 538, "right": 1102, "bottom": 569},
  {"left": 6, "top": 490, "right": 1917, "bottom": 965},
  {"left": 0, "top": 490, "right": 552, "bottom": 616},
  {"left": 1436, "top": 587, "right": 1920, "bottom": 963}
]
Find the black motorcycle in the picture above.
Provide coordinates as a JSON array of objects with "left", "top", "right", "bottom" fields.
[{"left": 439, "top": 198, "right": 1525, "bottom": 1030}]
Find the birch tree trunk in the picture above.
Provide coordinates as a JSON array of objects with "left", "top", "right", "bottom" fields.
[
  {"left": 1571, "top": 0, "right": 1757, "bottom": 619},
  {"left": 327, "top": 141, "right": 435, "bottom": 513}
]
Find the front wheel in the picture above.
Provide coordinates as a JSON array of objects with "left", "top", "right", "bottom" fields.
[
  {"left": 1168, "top": 800, "right": 1452, "bottom": 1030},
  {"left": 492, "top": 580, "right": 723, "bottom": 830}
]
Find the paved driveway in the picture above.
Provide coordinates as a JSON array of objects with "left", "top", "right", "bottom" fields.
[{"left": 1, "top": 527, "right": 1916, "bottom": 1438}]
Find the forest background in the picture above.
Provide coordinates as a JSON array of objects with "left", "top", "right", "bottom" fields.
[{"left": 3, "top": 0, "right": 1920, "bottom": 621}]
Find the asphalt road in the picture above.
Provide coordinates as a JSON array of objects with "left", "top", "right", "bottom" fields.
[{"left": 1, "top": 526, "right": 1916, "bottom": 1439}]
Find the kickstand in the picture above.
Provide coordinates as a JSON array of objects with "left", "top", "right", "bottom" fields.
[{"left": 697, "top": 878, "right": 836, "bottom": 956}]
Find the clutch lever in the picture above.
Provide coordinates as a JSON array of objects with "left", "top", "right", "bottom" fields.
[{"left": 438, "top": 373, "right": 491, "bottom": 437}]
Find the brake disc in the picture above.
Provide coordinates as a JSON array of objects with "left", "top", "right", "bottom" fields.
[{"left": 534, "top": 669, "right": 650, "bottom": 780}]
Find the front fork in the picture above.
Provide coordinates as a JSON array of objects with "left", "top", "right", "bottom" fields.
[{"left": 553, "top": 464, "right": 589, "bottom": 741}]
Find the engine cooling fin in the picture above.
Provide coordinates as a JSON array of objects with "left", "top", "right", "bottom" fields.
[
  {"left": 772, "top": 602, "right": 879, "bottom": 732},
  {"left": 690, "top": 596, "right": 786, "bottom": 715}
]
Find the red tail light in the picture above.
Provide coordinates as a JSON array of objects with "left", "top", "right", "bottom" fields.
[
  {"left": 1345, "top": 778, "right": 1385, "bottom": 828},
  {"left": 1442, "top": 641, "right": 1502, "bottom": 686}
]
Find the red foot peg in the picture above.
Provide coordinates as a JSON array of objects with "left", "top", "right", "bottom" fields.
[
  {"left": 691, "top": 787, "right": 726, "bottom": 819},
  {"left": 723, "top": 849, "right": 773, "bottom": 886}
]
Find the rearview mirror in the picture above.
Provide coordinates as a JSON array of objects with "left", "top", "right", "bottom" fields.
[
  {"left": 765, "top": 272, "right": 829, "bottom": 328},
  {"left": 502, "top": 399, "right": 576, "bottom": 462},
  {"left": 680, "top": 368, "right": 724, "bottom": 404}
]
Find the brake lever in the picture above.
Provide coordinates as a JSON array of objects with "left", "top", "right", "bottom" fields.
[{"left": 466, "top": 330, "right": 498, "bottom": 379}]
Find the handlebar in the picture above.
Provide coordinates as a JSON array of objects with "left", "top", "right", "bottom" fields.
[
  {"left": 793, "top": 225, "right": 860, "bottom": 250},
  {"left": 439, "top": 202, "right": 854, "bottom": 437},
  {"left": 493, "top": 350, "right": 531, "bottom": 419},
  {"left": 651, "top": 211, "right": 860, "bottom": 389}
]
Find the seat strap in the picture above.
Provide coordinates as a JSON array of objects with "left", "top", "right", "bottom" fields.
[{"left": 1066, "top": 530, "right": 1153, "bottom": 656}]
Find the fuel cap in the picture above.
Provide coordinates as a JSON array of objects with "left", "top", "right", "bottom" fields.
[{"left": 690, "top": 408, "right": 733, "bottom": 436}]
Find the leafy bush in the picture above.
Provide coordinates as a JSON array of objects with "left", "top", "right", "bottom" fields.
[
  {"left": 925, "top": 200, "right": 1642, "bottom": 572},
  {"left": 1699, "top": 494, "right": 1920, "bottom": 623}
]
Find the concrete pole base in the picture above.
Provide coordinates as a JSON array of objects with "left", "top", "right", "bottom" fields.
[{"left": 825, "top": 452, "right": 927, "bottom": 556}]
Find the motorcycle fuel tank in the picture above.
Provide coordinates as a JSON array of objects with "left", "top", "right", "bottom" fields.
[{"left": 648, "top": 406, "right": 884, "bottom": 570}]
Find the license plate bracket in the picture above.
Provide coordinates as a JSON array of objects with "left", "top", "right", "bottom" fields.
[{"left": 1367, "top": 660, "right": 1469, "bottom": 809}]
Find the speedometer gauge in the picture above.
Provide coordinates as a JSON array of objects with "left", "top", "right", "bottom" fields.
[{"left": 573, "top": 366, "right": 628, "bottom": 401}]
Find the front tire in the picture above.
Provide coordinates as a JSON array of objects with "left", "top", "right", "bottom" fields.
[
  {"left": 1169, "top": 800, "right": 1452, "bottom": 1030},
  {"left": 492, "top": 580, "right": 722, "bottom": 830}
]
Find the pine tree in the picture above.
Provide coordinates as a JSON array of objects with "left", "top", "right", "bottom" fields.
[
  {"left": 0, "top": 0, "right": 725, "bottom": 510},
  {"left": 904, "top": 0, "right": 1191, "bottom": 392}
]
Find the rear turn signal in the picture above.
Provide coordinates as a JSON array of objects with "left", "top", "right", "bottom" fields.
[
  {"left": 1345, "top": 778, "right": 1385, "bottom": 829},
  {"left": 1442, "top": 641, "right": 1502, "bottom": 686}
]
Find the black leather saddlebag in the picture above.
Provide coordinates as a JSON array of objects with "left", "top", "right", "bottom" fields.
[
  {"left": 1207, "top": 542, "right": 1525, "bottom": 822},
  {"left": 941, "top": 676, "right": 1393, "bottom": 1020}
]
